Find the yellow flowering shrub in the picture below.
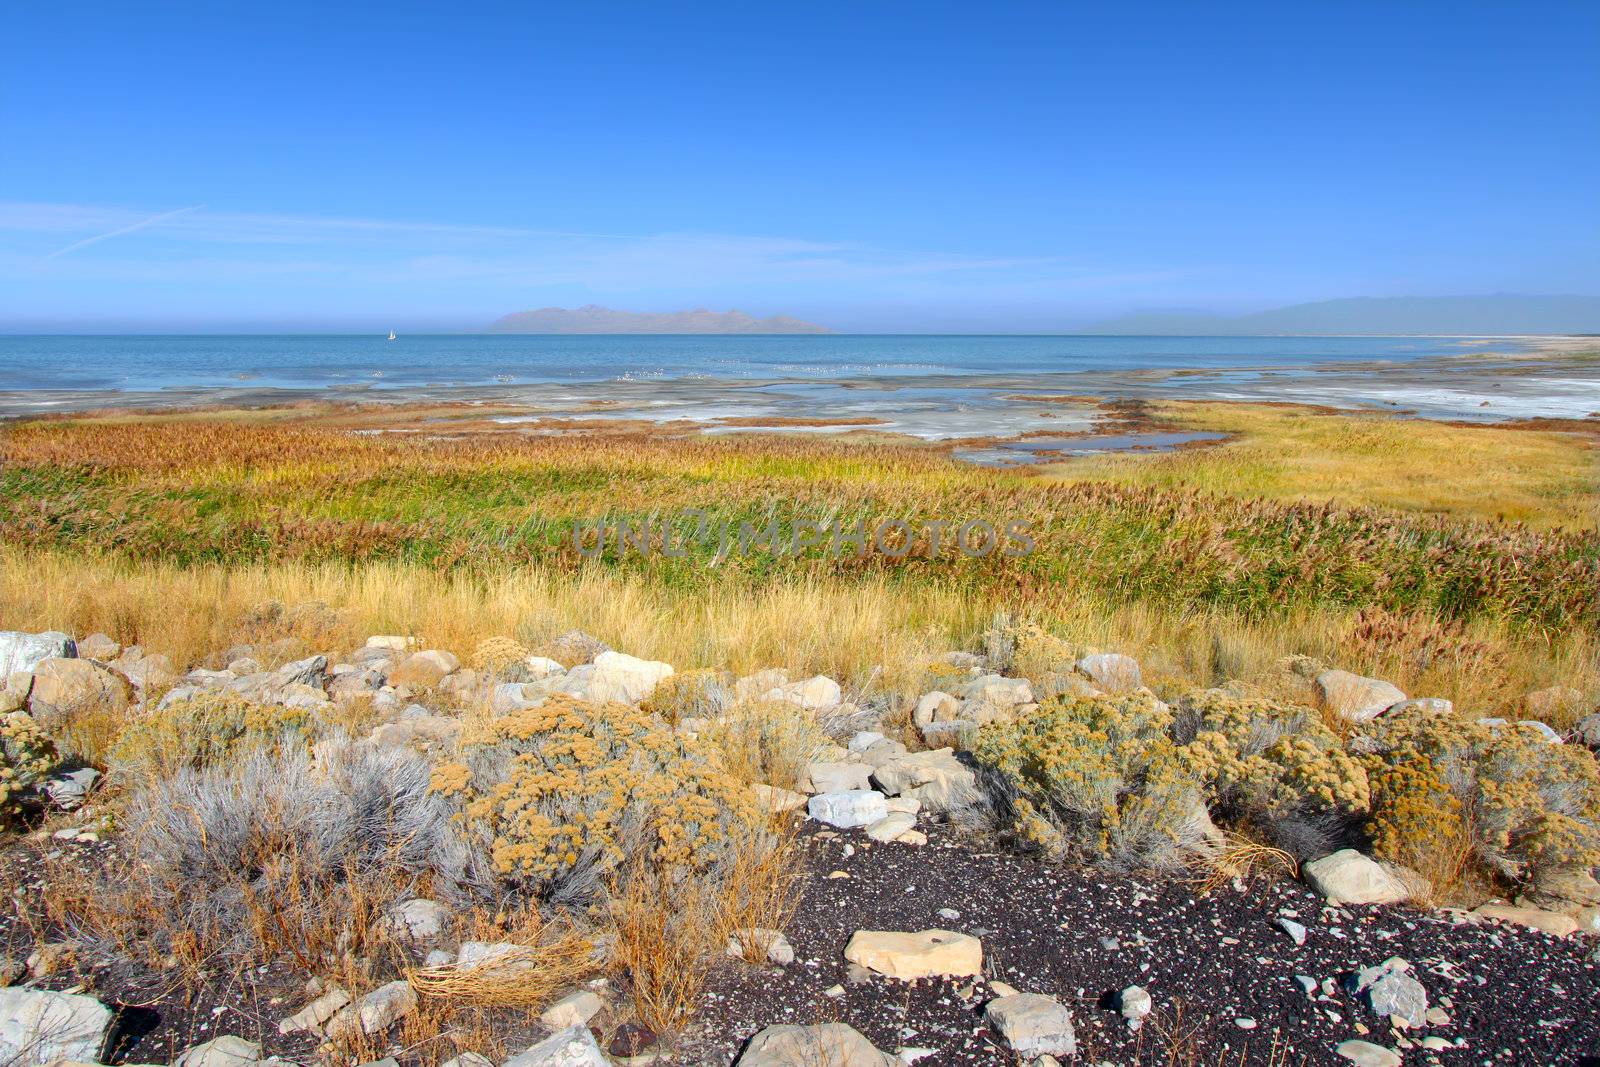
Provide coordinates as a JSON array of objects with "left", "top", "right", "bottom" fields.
[
  {"left": 1008, "top": 622, "right": 1079, "bottom": 683},
  {"left": 972, "top": 693, "right": 1206, "bottom": 871},
  {"left": 1362, "top": 706, "right": 1600, "bottom": 888},
  {"left": 1, "top": 712, "right": 57, "bottom": 824},
  {"left": 433, "top": 695, "right": 763, "bottom": 903},
  {"left": 1176, "top": 690, "right": 1371, "bottom": 818},
  {"left": 111, "top": 691, "right": 311, "bottom": 780},
  {"left": 471, "top": 636, "right": 531, "bottom": 676}
]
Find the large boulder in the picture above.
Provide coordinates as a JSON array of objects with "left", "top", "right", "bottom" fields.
[
  {"left": 984, "top": 992, "right": 1077, "bottom": 1058},
  {"left": 584, "top": 650, "right": 674, "bottom": 704},
  {"left": 870, "top": 749, "right": 977, "bottom": 813},
  {"left": 1523, "top": 685, "right": 1586, "bottom": 722},
  {"left": 802, "top": 761, "right": 872, "bottom": 794},
  {"left": 1315, "top": 671, "right": 1404, "bottom": 723},
  {"left": 1074, "top": 653, "right": 1142, "bottom": 693},
  {"left": 74, "top": 634, "right": 120, "bottom": 662},
  {"left": 764, "top": 675, "right": 843, "bottom": 711},
  {"left": 0, "top": 632, "right": 75, "bottom": 677},
  {"left": 842, "top": 929, "right": 982, "bottom": 980},
  {"left": 962, "top": 674, "right": 1033, "bottom": 708},
  {"left": 387, "top": 650, "right": 460, "bottom": 690},
  {"left": 1303, "top": 849, "right": 1410, "bottom": 905},
  {"left": 26, "top": 658, "right": 132, "bottom": 727},
  {"left": 0, "top": 988, "right": 113, "bottom": 1066},
  {"left": 503, "top": 1026, "right": 610, "bottom": 1067},
  {"left": 735, "top": 1023, "right": 896, "bottom": 1067},
  {"left": 912, "top": 691, "right": 959, "bottom": 727}
]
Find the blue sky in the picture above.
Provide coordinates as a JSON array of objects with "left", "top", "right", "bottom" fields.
[{"left": 2, "top": 1, "right": 1597, "bottom": 332}]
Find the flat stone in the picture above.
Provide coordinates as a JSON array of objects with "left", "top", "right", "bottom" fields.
[
  {"left": 735, "top": 1023, "right": 896, "bottom": 1067},
  {"left": 804, "top": 761, "right": 872, "bottom": 794},
  {"left": 1276, "top": 917, "right": 1307, "bottom": 945},
  {"left": 912, "top": 691, "right": 959, "bottom": 727},
  {"left": 870, "top": 749, "right": 977, "bottom": 813},
  {"left": 808, "top": 790, "right": 889, "bottom": 829},
  {"left": 383, "top": 898, "right": 450, "bottom": 942},
  {"left": 0, "top": 988, "right": 113, "bottom": 1066},
  {"left": 0, "top": 632, "right": 75, "bottom": 677},
  {"left": 1334, "top": 1040, "right": 1402, "bottom": 1067},
  {"left": 1315, "top": 670, "right": 1405, "bottom": 723},
  {"left": 764, "top": 675, "right": 843, "bottom": 711},
  {"left": 324, "top": 981, "right": 416, "bottom": 1039},
  {"left": 174, "top": 1036, "right": 261, "bottom": 1067},
  {"left": 961, "top": 674, "right": 1033, "bottom": 708},
  {"left": 278, "top": 985, "right": 352, "bottom": 1035},
  {"left": 503, "top": 1026, "right": 610, "bottom": 1067},
  {"left": 864, "top": 812, "right": 917, "bottom": 843},
  {"left": 751, "top": 783, "right": 808, "bottom": 814},
  {"left": 585, "top": 650, "right": 674, "bottom": 704},
  {"left": 538, "top": 990, "right": 603, "bottom": 1030},
  {"left": 1303, "top": 849, "right": 1409, "bottom": 904},
  {"left": 441, "top": 1055, "right": 494, "bottom": 1067},
  {"left": 984, "top": 993, "right": 1076, "bottom": 1057},
  {"left": 1472, "top": 903, "right": 1579, "bottom": 936},
  {"left": 726, "top": 928, "right": 795, "bottom": 965},
  {"left": 843, "top": 929, "right": 982, "bottom": 980}
]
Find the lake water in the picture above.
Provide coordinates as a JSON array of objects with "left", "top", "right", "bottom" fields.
[{"left": 0, "top": 333, "right": 1486, "bottom": 392}]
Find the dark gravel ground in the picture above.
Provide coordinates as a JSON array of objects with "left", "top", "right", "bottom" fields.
[{"left": 683, "top": 823, "right": 1600, "bottom": 1066}]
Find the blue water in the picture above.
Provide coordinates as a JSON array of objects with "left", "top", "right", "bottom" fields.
[{"left": 0, "top": 334, "right": 1484, "bottom": 393}]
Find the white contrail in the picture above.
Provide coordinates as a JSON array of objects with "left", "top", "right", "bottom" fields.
[{"left": 42, "top": 203, "right": 206, "bottom": 259}]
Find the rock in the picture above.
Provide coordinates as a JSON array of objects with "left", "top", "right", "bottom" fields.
[
  {"left": 74, "top": 634, "right": 120, "bottom": 661},
  {"left": 854, "top": 738, "right": 908, "bottom": 770},
  {"left": 1386, "top": 697, "right": 1453, "bottom": 717},
  {"left": 1074, "top": 653, "right": 1142, "bottom": 693},
  {"left": 864, "top": 812, "right": 917, "bottom": 843},
  {"left": 1353, "top": 959, "right": 1427, "bottom": 1027},
  {"left": 1276, "top": 917, "right": 1307, "bottom": 946},
  {"left": 503, "top": 1026, "right": 610, "bottom": 1067},
  {"left": 896, "top": 830, "right": 927, "bottom": 846},
  {"left": 538, "top": 630, "right": 610, "bottom": 668},
  {"left": 324, "top": 981, "right": 417, "bottom": 1039},
  {"left": 1118, "top": 985, "right": 1152, "bottom": 1028},
  {"left": 117, "top": 652, "right": 177, "bottom": 691},
  {"left": 736, "top": 1023, "right": 896, "bottom": 1067},
  {"left": 750, "top": 782, "right": 808, "bottom": 814},
  {"left": 808, "top": 790, "right": 889, "bottom": 829},
  {"left": 961, "top": 674, "right": 1033, "bottom": 708},
  {"left": 387, "top": 649, "right": 460, "bottom": 689},
  {"left": 912, "top": 691, "right": 959, "bottom": 727},
  {"left": 606, "top": 1022, "right": 657, "bottom": 1058},
  {"left": 366, "top": 635, "right": 418, "bottom": 651},
  {"left": 522, "top": 655, "right": 564, "bottom": 678},
  {"left": 174, "top": 1036, "right": 261, "bottom": 1067},
  {"left": 918, "top": 721, "right": 976, "bottom": 748},
  {"left": 0, "top": 632, "right": 75, "bottom": 677},
  {"left": 1314, "top": 670, "right": 1405, "bottom": 723},
  {"left": 26, "top": 658, "right": 132, "bottom": 727},
  {"left": 383, "top": 898, "right": 450, "bottom": 942},
  {"left": 1524, "top": 685, "right": 1586, "bottom": 721},
  {"left": 0, "top": 988, "right": 113, "bottom": 1066},
  {"left": 842, "top": 929, "right": 982, "bottom": 980},
  {"left": 1303, "top": 849, "right": 1410, "bottom": 904},
  {"left": 538, "top": 989, "right": 603, "bottom": 1030},
  {"left": 441, "top": 1055, "right": 494, "bottom": 1067},
  {"left": 1035, "top": 671, "right": 1103, "bottom": 700},
  {"left": 278, "top": 985, "right": 352, "bottom": 1035},
  {"left": 41, "top": 768, "right": 100, "bottom": 811},
  {"left": 1577, "top": 712, "right": 1600, "bottom": 747},
  {"left": 804, "top": 762, "right": 872, "bottom": 794},
  {"left": 884, "top": 796, "right": 921, "bottom": 815},
  {"left": 870, "top": 749, "right": 977, "bottom": 813},
  {"left": 369, "top": 714, "right": 461, "bottom": 752},
  {"left": 582, "top": 650, "right": 674, "bottom": 704},
  {"left": 1333, "top": 1040, "right": 1402, "bottom": 1067},
  {"left": 726, "top": 928, "right": 795, "bottom": 965},
  {"left": 765, "top": 675, "right": 843, "bottom": 711},
  {"left": 1515, "top": 719, "right": 1563, "bottom": 744},
  {"left": 984, "top": 993, "right": 1076, "bottom": 1057},
  {"left": 1471, "top": 902, "right": 1579, "bottom": 936}
]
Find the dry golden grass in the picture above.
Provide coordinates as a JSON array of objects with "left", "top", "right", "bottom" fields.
[{"left": 1041, "top": 400, "right": 1600, "bottom": 530}]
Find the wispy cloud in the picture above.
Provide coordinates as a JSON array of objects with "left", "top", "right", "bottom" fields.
[{"left": 41, "top": 204, "right": 207, "bottom": 259}]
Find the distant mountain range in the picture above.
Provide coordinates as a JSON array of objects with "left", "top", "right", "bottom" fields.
[
  {"left": 1084, "top": 294, "right": 1600, "bottom": 336},
  {"left": 485, "top": 305, "right": 831, "bottom": 334}
]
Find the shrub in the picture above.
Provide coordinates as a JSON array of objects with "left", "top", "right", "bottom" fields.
[
  {"left": 972, "top": 693, "right": 1208, "bottom": 871},
  {"left": 432, "top": 696, "right": 764, "bottom": 905},
  {"left": 118, "top": 741, "right": 492, "bottom": 968},
  {"left": 470, "top": 636, "right": 531, "bottom": 678},
  {"left": 1007, "top": 621, "right": 1079, "bottom": 684},
  {"left": 697, "top": 699, "right": 825, "bottom": 792},
  {"left": 1362, "top": 706, "right": 1600, "bottom": 892},
  {"left": 110, "top": 690, "right": 312, "bottom": 780},
  {"left": 0, "top": 711, "right": 56, "bottom": 824},
  {"left": 642, "top": 668, "right": 732, "bottom": 726},
  {"left": 1175, "top": 690, "right": 1370, "bottom": 849}
]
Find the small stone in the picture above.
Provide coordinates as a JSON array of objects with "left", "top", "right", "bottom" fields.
[
  {"left": 324, "top": 981, "right": 416, "bottom": 1040},
  {"left": 1276, "top": 917, "right": 1307, "bottom": 945},
  {"left": 726, "top": 928, "right": 796, "bottom": 966},
  {"left": 864, "top": 813, "right": 917, "bottom": 843},
  {"left": 1334, "top": 1039, "right": 1402, "bottom": 1067},
  {"left": 1303, "top": 849, "right": 1410, "bottom": 904},
  {"left": 504, "top": 1026, "right": 610, "bottom": 1067},
  {"left": 735, "top": 1023, "right": 895, "bottom": 1067},
  {"left": 607, "top": 1022, "right": 658, "bottom": 1059},
  {"left": 808, "top": 790, "right": 889, "bottom": 829},
  {"left": 174, "top": 1035, "right": 261, "bottom": 1067},
  {"left": 277, "top": 984, "right": 351, "bottom": 1035},
  {"left": 538, "top": 989, "right": 603, "bottom": 1031},
  {"left": 383, "top": 898, "right": 450, "bottom": 942},
  {"left": 984, "top": 992, "right": 1076, "bottom": 1057},
  {"left": 1235, "top": 1018, "right": 1257, "bottom": 1030},
  {"left": 1118, "top": 985, "right": 1152, "bottom": 1030},
  {"left": 843, "top": 929, "right": 982, "bottom": 980}
]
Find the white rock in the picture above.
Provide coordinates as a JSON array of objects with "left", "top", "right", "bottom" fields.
[
  {"left": 870, "top": 749, "right": 977, "bottom": 813},
  {"left": 1303, "top": 850, "right": 1410, "bottom": 905},
  {"left": 538, "top": 989, "right": 603, "bottom": 1030},
  {"left": 962, "top": 674, "right": 1033, "bottom": 707},
  {"left": 502, "top": 1026, "right": 610, "bottom": 1067},
  {"left": 912, "top": 691, "right": 959, "bottom": 727},
  {"left": 984, "top": 993, "right": 1076, "bottom": 1057},
  {"left": 0, "top": 632, "right": 75, "bottom": 677},
  {"left": 1118, "top": 985, "right": 1152, "bottom": 1028},
  {"left": 175, "top": 1035, "right": 261, "bottom": 1067},
  {"left": 1276, "top": 917, "right": 1308, "bottom": 945},
  {"left": 726, "top": 928, "right": 796, "bottom": 965},
  {"left": 277, "top": 985, "right": 352, "bottom": 1035},
  {"left": 808, "top": 790, "right": 889, "bottom": 829},
  {"left": 366, "top": 635, "right": 419, "bottom": 651},
  {"left": 848, "top": 731, "right": 886, "bottom": 752},
  {"left": 1334, "top": 1040, "right": 1402, "bottom": 1067},
  {"left": 1516, "top": 719, "right": 1564, "bottom": 744},
  {"left": 1315, "top": 670, "right": 1405, "bottom": 723},
  {"left": 1074, "top": 653, "right": 1142, "bottom": 693},
  {"left": 843, "top": 929, "right": 982, "bottom": 980},
  {"left": 751, "top": 782, "right": 809, "bottom": 814},
  {"left": 804, "top": 761, "right": 872, "bottom": 794},
  {"left": 324, "top": 981, "right": 416, "bottom": 1039},
  {"left": 765, "top": 675, "right": 843, "bottom": 711},
  {"left": 523, "top": 655, "right": 565, "bottom": 678},
  {"left": 584, "top": 650, "right": 674, "bottom": 704},
  {"left": 735, "top": 1023, "right": 896, "bottom": 1067},
  {"left": 383, "top": 898, "right": 450, "bottom": 942},
  {"left": 0, "top": 988, "right": 113, "bottom": 1066}
]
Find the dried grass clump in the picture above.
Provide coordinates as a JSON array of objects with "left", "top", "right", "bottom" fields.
[
  {"left": 408, "top": 913, "right": 593, "bottom": 1008},
  {"left": 114, "top": 741, "right": 492, "bottom": 969},
  {"left": 1006, "top": 620, "right": 1080, "bottom": 683},
  {"left": 1175, "top": 690, "right": 1370, "bottom": 856},
  {"left": 698, "top": 699, "right": 825, "bottom": 792},
  {"left": 641, "top": 668, "right": 732, "bottom": 726},
  {"left": 432, "top": 695, "right": 764, "bottom": 905},
  {"left": 0, "top": 711, "right": 57, "bottom": 823},
  {"left": 109, "top": 690, "right": 312, "bottom": 780},
  {"left": 469, "top": 636, "right": 531, "bottom": 678},
  {"left": 972, "top": 693, "right": 1208, "bottom": 871},
  {"left": 1362, "top": 706, "right": 1600, "bottom": 895}
]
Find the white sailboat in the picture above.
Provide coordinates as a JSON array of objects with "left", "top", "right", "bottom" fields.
[{"left": 387, "top": 329, "right": 397, "bottom": 341}]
